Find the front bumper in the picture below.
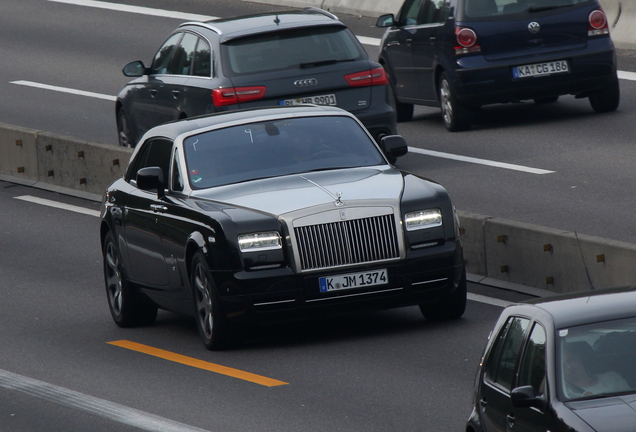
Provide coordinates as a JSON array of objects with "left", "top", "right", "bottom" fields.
[{"left": 214, "top": 239, "right": 464, "bottom": 323}]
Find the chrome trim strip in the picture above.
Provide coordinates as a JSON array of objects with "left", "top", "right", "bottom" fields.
[
  {"left": 412, "top": 277, "right": 448, "bottom": 286},
  {"left": 254, "top": 299, "right": 296, "bottom": 307},
  {"left": 306, "top": 287, "right": 403, "bottom": 303}
]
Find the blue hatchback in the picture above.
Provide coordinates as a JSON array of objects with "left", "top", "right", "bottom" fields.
[{"left": 377, "top": 0, "right": 619, "bottom": 131}]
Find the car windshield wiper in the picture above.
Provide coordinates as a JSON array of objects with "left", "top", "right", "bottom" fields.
[
  {"left": 528, "top": 4, "right": 571, "bottom": 12},
  {"left": 299, "top": 58, "right": 354, "bottom": 69}
]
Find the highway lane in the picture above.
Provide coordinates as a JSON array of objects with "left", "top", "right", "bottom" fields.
[
  {"left": 0, "top": 180, "right": 533, "bottom": 432},
  {"left": 2, "top": 0, "right": 636, "bottom": 246}
]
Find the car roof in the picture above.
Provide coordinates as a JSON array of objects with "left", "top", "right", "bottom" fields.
[
  {"left": 181, "top": 8, "right": 342, "bottom": 43},
  {"left": 511, "top": 286, "right": 636, "bottom": 329},
  {"left": 136, "top": 105, "right": 354, "bottom": 143}
]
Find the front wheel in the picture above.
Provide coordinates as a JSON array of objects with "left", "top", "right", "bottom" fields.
[
  {"left": 419, "top": 268, "right": 467, "bottom": 321},
  {"left": 103, "top": 230, "right": 157, "bottom": 327},
  {"left": 439, "top": 72, "right": 472, "bottom": 132},
  {"left": 589, "top": 75, "right": 620, "bottom": 113},
  {"left": 191, "top": 251, "right": 232, "bottom": 350}
]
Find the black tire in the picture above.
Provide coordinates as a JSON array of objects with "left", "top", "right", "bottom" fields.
[
  {"left": 117, "top": 109, "right": 134, "bottom": 148},
  {"left": 103, "top": 230, "right": 157, "bottom": 327},
  {"left": 438, "top": 72, "right": 472, "bottom": 132},
  {"left": 419, "top": 268, "right": 467, "bottom": 321},
  {"left": 191, "top": 251, "right": 232, "bottom": 350},
  {"left": 589, "top": 75, "right": 620, "bottom": 113},
  {"left": 534, "top": 96, "right": 559, "bottom": 104}
]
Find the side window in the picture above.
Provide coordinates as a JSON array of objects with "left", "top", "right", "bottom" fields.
[
  {"left": 485, "top": 316, "right": 530, "bottom": 390},
  {"left": 420, "top": 0, "right": 447, "bottom": 24},
  {"left": 128, "top": 139, "right": 174, "bottom": 186},
  {"left": 151, "top": 33, "right": 182, "bottom": 75},
  {"left": 168, "top": 32, "right": 198, "bottom": 75},
  {"left": 398, "top": 0, "right": 425, "bottom": 25},
  {"left": 518, "top": 323, "right": 547, "bottom": 396},
  {"left": 192, "top": 38, "right": 211, "bottom": 77}
]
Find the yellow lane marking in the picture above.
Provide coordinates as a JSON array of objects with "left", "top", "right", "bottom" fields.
[{"left": 108, "top": 340, "right": 288, "bottom": 387}]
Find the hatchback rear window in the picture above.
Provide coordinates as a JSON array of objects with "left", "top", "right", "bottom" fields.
[
  {"left": 222, "top": 26, "right": 364, "bottom": 75},
  {"left": 462, "top": 0, "right": 594, "bottom": 19}
]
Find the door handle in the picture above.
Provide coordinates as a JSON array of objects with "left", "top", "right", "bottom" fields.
[
  {"left": 150, "top": 204, "right": 168, "bottom": 213},
  {"left": 507, "top": 414, "right": 515, "bottom": 428},
  {"left": 406, "top": 38, "right": 413, "bottom": 47},
  {"left": 479, "top": 398, "right": 487, "bottom": 410},
  {"left": 171, "top": 90, "right": 180, "bottom": 99},
  {"left": 149, "top": 89, "right": 158, "bottom": 97},
  {"left": 429, "top": 36, "right": 437, "bottom": 44}
]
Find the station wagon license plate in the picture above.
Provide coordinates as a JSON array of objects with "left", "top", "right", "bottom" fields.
[
  {"left": 280, "top": 94, "right": 337, "bottom": 106},
  {"left": 513, "top": 60, "right": 569, "bottom": 78},
  {"left": 319, "top": 269, "right": 388, "bottom": 293}
]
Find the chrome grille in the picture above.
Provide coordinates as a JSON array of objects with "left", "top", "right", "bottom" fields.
[{"left": 295, "top": 214, "right": 399, "bottom": 271}]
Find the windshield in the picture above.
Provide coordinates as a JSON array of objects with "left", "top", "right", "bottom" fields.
[
  {"left": 222, "top": 26, "right": 363, "bottom": 75},
  {"left": 462, "top": 0, "right": 593, "bottom": 19},
  {"left": 183, "top": 115, "right": 385, "bottom": 189},
  {"left": 558, "top": 316, "right": 636, "bottom": 401}
]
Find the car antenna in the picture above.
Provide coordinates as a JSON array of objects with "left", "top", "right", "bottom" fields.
[{"left": 274, "top": 15, "right": 280, "bottom": 25}]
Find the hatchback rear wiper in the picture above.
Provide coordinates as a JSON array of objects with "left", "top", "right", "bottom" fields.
[{"left": 299, "top": 58, "right": 354, "bottom": 69}]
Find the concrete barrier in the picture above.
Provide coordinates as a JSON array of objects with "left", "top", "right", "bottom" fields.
[
  {"left": 246, "top": 0, "right": 636, "bottom": 50},
  {"left": 2, "top": 122, "right": 635, "bottom": 294}
]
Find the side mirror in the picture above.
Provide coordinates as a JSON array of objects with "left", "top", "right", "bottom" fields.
[
  {"left": 380, "top": 135, "right": 408, "bottom": 162},
  {"left": 376, "top": 14, "right": 395, "bottom": 28},
  {"left": 122, "top": 60, "right": 148, "bottom": 77},
  {"left": 136, "top": 167, "right": 165, "bottom": 199},
  {"left": 510, "top": 386, "right": 546, "bottom": 410}
]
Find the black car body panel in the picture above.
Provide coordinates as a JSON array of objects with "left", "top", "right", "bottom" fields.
[
  {"left": 116, "top": 9, "right": 397, "bottom": 147},
  {"left": 101, "top": 106, "right": 465, "bottom": 348}
]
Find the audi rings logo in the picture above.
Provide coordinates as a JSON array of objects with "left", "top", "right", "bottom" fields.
[
  {"left": 294, "top": 78, "right": 318, "bottom": 88},
  {"left": 528, "top": 21, "right": 540, "bottom": 34}
]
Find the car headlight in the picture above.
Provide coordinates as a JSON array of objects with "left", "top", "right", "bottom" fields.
[
  {"left": 238, "top": 232, "right": 282, "bottom": 252},
  {"left": 405, "top": 209, "right": 443, "bottom": 231}
]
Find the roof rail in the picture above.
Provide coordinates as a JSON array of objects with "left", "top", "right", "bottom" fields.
[{"left": 304, "top": 7, "right": 338, "bottom": 20}]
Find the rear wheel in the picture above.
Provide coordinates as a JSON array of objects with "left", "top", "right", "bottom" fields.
[
  {"left": 419, "top": 268, "right": 467, "bottom": 321},
  {"left": 589, "top": 75, "right": 620, "bottom": 113},
  {"left": 439, "top": 72, "right": 472, "bottom": 132},
  {"left": 117, "top": 109, "right": 134, "bottom": 148},
  {"left": 103, "top": 230, "right": 157, "bottom": 327},
  {"left": 191, "top": 251, "right": 232, "bottom": 350}
]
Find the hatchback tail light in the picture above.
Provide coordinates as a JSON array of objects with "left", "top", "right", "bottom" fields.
[
  {"left": 212, "top": 86, "right": 266, "bottom": 106},
  {"left": 588, "top": 9, "right": 609, "bottom": 36},
  {"left": 455, "top": 27, "right": 481, "bottom": 55},
  {"left": 345, "top": 68, "right": 389, "bottom": 87}
]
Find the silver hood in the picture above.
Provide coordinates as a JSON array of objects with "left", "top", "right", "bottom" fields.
[{"left": 195, "top": 166, "right": 412, "bottom": 216}]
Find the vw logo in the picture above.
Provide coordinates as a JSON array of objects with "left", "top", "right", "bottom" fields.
[
  {"left": 294, "top": 78, "right": 318, "bottom": 88},
  {"left": 528, "top": 22, "right": 540, "bottom": 34}
]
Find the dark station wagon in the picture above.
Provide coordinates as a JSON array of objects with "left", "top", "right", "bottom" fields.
[{"left": 116, "top": 7, "right": 397, "bottom": 147}]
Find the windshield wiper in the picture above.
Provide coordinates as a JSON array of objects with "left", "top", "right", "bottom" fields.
[{"left": 299, "top": 58, "right": 354, "bottom": 69}]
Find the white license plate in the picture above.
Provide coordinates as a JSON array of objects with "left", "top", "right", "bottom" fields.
[
  {"left": 280, "top": 94, "right": 337, "bottom": 106},
  {"left": 319, "top": 269, "right": 388, "bottom": 293},
  {"left": 513, "top": 60, "right": 569, "bottom": 78}
]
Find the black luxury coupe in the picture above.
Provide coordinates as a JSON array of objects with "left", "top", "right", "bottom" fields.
[{"left": 100, "top": 105, "right": 466, "bottom": 349}]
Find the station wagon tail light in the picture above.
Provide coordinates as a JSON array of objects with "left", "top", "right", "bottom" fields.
[
  {"left": 588, "top": 9, "right": 609, "bottom": 36},
  {"left": 405, "top": 209, "right": 443, "bottom": 231},
  {"left": 212, "top": 86, "right": 266, "bottom": 106},
  {"left": 454, "top": 27, "right": 481, "bottom": 55},
  {"left": 345, "top": 68, "right": 389, "bottom": 87},
  {"left": 238, "top": 232, "right": 282, "bottom": 252}
]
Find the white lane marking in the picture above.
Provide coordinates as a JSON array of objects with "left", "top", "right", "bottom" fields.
[
  {"left": 618, "top": 70, "right": 636, "bottom": 81},
  {"left": 15, "top": 195, "right": 100, "bottom": 217},
  {"left": 468, "top": 293, "right": 513, "bottom": 308},
  {"left": 408, "top": 147, "right": 555, "bottom": 175},
  {"left": 358, "top": 36, "right": 381, "bottom": 46},
  {"left": 0, "top": 369, "right": 211, "bottom": 432},
  {"left": 47, "top": 0, "right": 217, "bottom": 21},
  {"left": 10, "top": 80, "right": 116, "bottom": 102}
]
